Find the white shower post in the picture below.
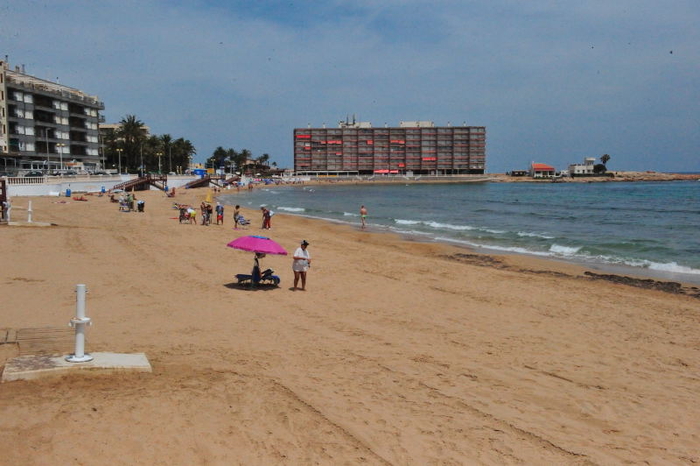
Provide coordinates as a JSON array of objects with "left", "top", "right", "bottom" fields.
[{"left": 66, "top": 284, "right": 94, "bottom": 363}]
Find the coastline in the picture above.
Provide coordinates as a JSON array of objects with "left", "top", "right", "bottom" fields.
[
  {"left": 1, "top": 188, "right": 698, "bottom": 464},
  {"left": 295, "top": 170, "right": 700, "bottom": 186},
  {"left": 229, "top": 180, "right": 700, "bottom": 288}
]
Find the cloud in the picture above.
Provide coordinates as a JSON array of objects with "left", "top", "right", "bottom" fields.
[{"left": 2, "top": 0, "right": 699, "bottom": 171}]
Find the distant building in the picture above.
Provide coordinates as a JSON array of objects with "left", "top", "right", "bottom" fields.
[
  {"left": 0, "top": 59, "right": 105, "bottom": 173},
  {"left": 530, "top": 162, "right": 556, "bottom": 178},
  {"left": 294, "top": 119, "right": 486, "bottom": 175},
  {"left": 568, "top": 157, "right": 596, "bottom": 176}
]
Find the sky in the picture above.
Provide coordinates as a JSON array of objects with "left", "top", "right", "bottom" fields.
[{"left": 1, "top": 0, "right": 699, "bottom": 173}]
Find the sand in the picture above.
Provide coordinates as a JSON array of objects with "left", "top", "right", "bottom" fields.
[{"left": 1, "top": 188, "right": 698, "bottom": 465}]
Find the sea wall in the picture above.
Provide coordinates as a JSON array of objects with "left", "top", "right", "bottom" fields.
[{"left": 5, "top": 175, "right": 198, "bottom": 197}]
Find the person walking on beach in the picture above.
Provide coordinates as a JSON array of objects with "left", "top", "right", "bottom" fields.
[
  {"left": 261, "top": 207, "right": 272, "bottom": 230},
  {"left": 233, "top": 205, "right": 241, "bottom": 229},
  {"left": 292, "top": 240, "right": 311, "bottom": 291},
  {"left": 200, "top": 202, "right": 207, "bottom": 225},
  {"left": 360, "top": 205, "right": 368, "bottom": 229},
  {"left": 215, "top": 202, "right": 224, "bottom": 225}
]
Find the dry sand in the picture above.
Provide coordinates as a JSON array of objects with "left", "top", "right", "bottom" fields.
[{"left": 1, "top": 188, "right": 698, "bottom": 465}]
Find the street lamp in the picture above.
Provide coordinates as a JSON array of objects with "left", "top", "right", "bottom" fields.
[
  {"left": 56, "top": 143, "right": 66, "bottom": 172},
  {"left": 156, "top": 151, "right": 163, "bottom": 174},
  {"left": 116, "top": 148, "right": 123, "bottom": 175}
]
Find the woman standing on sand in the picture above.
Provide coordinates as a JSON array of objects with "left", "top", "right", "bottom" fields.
[{"left": 292, "top": 240, "right": 311, "bottom": 290}]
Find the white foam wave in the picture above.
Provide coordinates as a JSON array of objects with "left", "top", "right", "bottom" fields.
[
  {"left": 518, "top": 231, "right": 555, "bottom": 239},
  {"left": 646, "top": 261, "right": 700, "bottom": 275},
  {"left": 276, "top": 206, "right": 305, "bottom": 212},
  {"left": 434, "top": 236, "right": 547, "bottom": 255},
  {"left": 425, "top": 221, "right": 475, "bottom": 231},
  {"left": 549, "top": 244, "right": 582, "bottom": 255},
  {"left": 395, "top": 219, "right": 420, "bottom": 225},
  {"left": 344, "top": 212, "right": 359, "bottom": 217}
]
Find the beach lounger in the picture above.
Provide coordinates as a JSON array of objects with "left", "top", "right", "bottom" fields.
[{"left": 235, "top": 268, "right": 280, "bottom": 287}]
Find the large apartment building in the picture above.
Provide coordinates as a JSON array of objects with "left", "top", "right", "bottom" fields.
[
  {"left": 294, "top": 119, "right": 486, "bottom": 175},
  {"left": 0, "top": 59, "right": 104, "bottom": 173}
]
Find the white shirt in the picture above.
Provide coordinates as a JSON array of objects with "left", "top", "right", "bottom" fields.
[{"left": 292, "top": 247, "right": 311, "bottom": 272}]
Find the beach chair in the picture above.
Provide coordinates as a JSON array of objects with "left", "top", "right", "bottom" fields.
[{"left": 235, "top": 268, "right": 280, "bottom": 287}]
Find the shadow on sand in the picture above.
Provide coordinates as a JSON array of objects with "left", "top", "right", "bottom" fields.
[{"left": 223, "top": 282, "right": 280, "bottom": 291}]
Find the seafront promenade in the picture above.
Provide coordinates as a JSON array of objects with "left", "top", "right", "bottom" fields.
[
  {"left": 3, "top": 170, "right": 697, "bottom": 198},
  {"left": 2, "top": 174, "right": 198, "bottom": 197}
]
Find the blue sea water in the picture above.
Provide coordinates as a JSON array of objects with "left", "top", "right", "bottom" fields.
[{"left": 221, "top": 180, "right": 700, "bottom": 284}]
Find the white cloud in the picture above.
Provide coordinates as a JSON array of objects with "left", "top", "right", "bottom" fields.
[{"left": 1, "top": 0, "right": 698, "bottom": 171}]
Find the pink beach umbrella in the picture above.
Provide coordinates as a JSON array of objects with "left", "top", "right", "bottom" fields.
[{"left": 226, "top": 235, "right": 288, "bottom": 255}]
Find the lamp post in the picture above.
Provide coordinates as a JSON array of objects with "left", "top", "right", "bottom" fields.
[
  {"left": 56, "top": 143, "right": 66, "bottom": 172},
  {"left": 116, "top": 148, "right": 123, "bottom": 174},
  {"left": 156, "top": 151, "right": 163, "bottom": 174}
]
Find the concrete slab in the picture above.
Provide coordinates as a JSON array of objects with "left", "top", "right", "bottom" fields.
[
  {"left": 1, "top": 352, "right": 152, "bottom": 382},
  {"left": 6, "top": 221, "right": 54, "bottom": 227}
]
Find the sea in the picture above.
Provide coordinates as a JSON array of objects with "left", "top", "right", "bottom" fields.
[{"left": 220, "top": 180, "right": 700, "bottom": 285}]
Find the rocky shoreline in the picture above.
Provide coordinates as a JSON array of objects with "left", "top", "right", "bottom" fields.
[{"left": 490, "top": 171, "right": 700, "bottom": 183}]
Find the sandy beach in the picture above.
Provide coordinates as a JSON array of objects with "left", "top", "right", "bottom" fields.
[{"left": 1, "top": 188, "right": 698, "bottom": 465}]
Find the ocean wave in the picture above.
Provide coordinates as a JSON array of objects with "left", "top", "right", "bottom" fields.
[
  {"left": 276, "top": 206, "right": 305, "bottom": 212},
  {"left": 549, "top": 244, "right": 582, "bottom": 255},
  {"left": 517, "top": 231, "right": 555, "bottom": 239},
  {"left": 344, "top": 212, "right": 359, "bottom": 217},
  {"left": 395, "top": 219, "right": 421, "bottom": 225},
  {"left": 425, "top": 221, "right": 475, "bottom": 231},
  {"left": 647, "top": 261, "right": 700, "bottom": 275}
]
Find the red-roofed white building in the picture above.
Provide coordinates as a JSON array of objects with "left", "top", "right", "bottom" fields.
[{"left": 530, "top": 162, "right": 556, "bottom": 178}]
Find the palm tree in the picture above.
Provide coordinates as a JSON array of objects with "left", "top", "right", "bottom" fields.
[
  {"left": 601, "top": 154, "right": 611, "bottom": 166},
  {"left": 206, "top": 147, "right": 229, "bottom": 170},
  {"left": 160, "top": 134, "right": 173, "bottom": 173},
  {"left": 173, "top": 138, "right": 196, "bottom": 173},
  {"left": 117, "top": 115, "right": 147, "bottom": 172}
]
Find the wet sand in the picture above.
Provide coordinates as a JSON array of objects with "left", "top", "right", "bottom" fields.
[{"left": 1, "top": 188, "right": 698, "bottom": 465}]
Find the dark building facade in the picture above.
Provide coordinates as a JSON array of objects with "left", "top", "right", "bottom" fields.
[
  {"left": 0, "top": 59, "right": 104, "bottom": 173},
  {"left": 294, "top": 120, "right": 486, "bottom": 175}
]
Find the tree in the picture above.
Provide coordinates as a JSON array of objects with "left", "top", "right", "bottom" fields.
[
  {"left": 257, "top": 153, "right": 270, "bottom": 165},
  {"left": 173, "top": 138, "right": 196, "bottom": 173},
  {"left": 117, "top": 115, "right": 147, "bottom": 172},
  {"left": 593, "top": 163, "right": 607, "bottom": 174},
  {"left": 206, "top": 147, "right": 229, "bottom": 170},
  {"left": 160, "top": 134, "right": 173, "bottom": 173},
  {"left": 600, "top": 154, "right": 611, "bottom": 166}
]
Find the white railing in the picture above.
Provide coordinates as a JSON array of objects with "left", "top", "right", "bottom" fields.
[
  {"left": 5, "top": 176, "right": 46, "bottom": 185},
  {"left": 3, "top": 174, "right": 122, "bottom": 185}
]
